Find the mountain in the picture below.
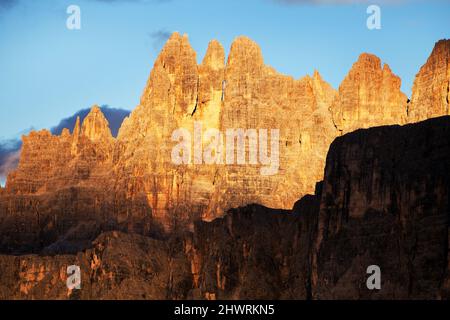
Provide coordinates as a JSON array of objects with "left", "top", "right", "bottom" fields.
[
  {"left": 0, "top": 106, "right": 129, "bottom": 188},
  {"left": 0, "top": 35, "right": 449, "bottom": 300},
  {"left": 330, "top": 53, "right": 408, "bottom": 134},
  {"left": 1, "top": 116, "right": 448, "bottom": 299},
  {"left": 4, "top": 35, "right": 448, "bottom": 236},
  {"left": 312, "top": 116, "right": 450, "bottom": 299},
  {"left": 408, "top": 39, "right": 450, "bottom": 122}
]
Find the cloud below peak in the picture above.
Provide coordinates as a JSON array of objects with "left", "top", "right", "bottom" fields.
[
  {"left": 51, "top": 105, "right": 130, "bottom": 137},
  {"left": 0, "top": 106, "right": 130, "bottom": 186},
  {"left": 0, "top": 139, "right": 21, "bottom": 186}
]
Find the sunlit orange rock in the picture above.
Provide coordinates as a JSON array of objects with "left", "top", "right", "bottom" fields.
[
  {"left": 331, "top": 53, "right": 408, "bottom": 134},
  {"left": 408, "top": 39, "right": 450, "bottom": 122},
  {"left": 2, "top": 34, "right": 449, "bottom": 234}
]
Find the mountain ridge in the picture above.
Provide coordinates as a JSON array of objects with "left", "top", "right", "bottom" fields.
[{"left": 1, "top": 34, "right": 449, "bottom": 241}]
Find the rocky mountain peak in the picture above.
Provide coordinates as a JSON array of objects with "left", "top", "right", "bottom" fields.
[
  {"left": 3, "top": 35, "right": 449, "bottom": 236},
  {"left": 201, "top": 40, "right": 225, "bottom": 71},
  {"left": 1, "top": 34, "right": 450, "bottom": 300},
  {"left": 355, "top": 52, "right": 381, "bottom": 69},
  {"left": 140, "top": 32, "right": 198, "bottom": 116},
  {"left": 331, "top": 52, "right": 407, "bottom": 134},
  {"left": 73, "top": 116, "right": 81, "bottom": 136},
  {"left": 80, "top": 105, "right": 113, "bottom": 142},
  {"left": 432, "top": 38, "right": 450, "bottom": 56},
  {"left": 408, "top": 39, "right": 450, "bottom": 122},
  {"left": 312, "top": 69, "right": 322, "bottom": 81},
  {"left": 155, "top": 32, "right": 197, "bottom": 73},
  {"left": 312, "top": 70, "right": 337, "bottom": 108},
  {"left": 60, "top": 128, "right": 70, "bottom": 138},
  {"left": 226, "top": 36, "right": 264, "bottom": 74}
]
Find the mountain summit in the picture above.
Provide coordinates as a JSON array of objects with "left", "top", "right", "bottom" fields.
[{"left": 2, "top": 34, "right": 449, "bottom": 233}]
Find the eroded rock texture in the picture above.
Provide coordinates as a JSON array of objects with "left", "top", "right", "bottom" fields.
[
  {"left": 0, "top": 194, "right": 321, "bottom": 300},
  {"left": 0, "top": 117, "right": 449, "bottom": 300},
  {"left": 3, "top": 36, "right": 449, "bottom": 237},
  {"left": 0, "top": 35, "right": 450, "bottom": 300},
  {"left": 330, "top": 53, "right": 408, "bottom": 134},
  {"left": 0, "top": 231, "right": 191, "bottom": 300},
  {"left": 6, "top": 105, "right": 115, "bottom": 195},
  {"left": 186, "top": 193, "right": 320, "bottom": 300},
  {"left": 408, "top": 39, "right": 450, "bottom": 122},
  {"left": 115, "top": 33, "right": 338, "bottom": 229},
  {"left": 0, "top": 106, "right": 155, "bottom": 254}
]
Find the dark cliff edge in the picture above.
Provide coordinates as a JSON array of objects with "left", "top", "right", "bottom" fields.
[
  {"left": 313, "top": 116, "right": 450, "bottom": 299},
  {"left": 0, "top": 116, "right": 449, "bottom": 300}
]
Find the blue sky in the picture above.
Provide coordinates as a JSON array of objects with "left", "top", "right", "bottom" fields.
[{"left": 0, "top": 0, "right": 449, "bottom": 140}]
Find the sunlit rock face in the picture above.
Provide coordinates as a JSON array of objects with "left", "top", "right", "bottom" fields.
[
  {"left": 215, "top": 37, "right": 337, "bottom": 218},
  {"left": 6, "top": 105, "right": 115, "bottom": 195},
  {"left": 1, "top": 118, "right": 449, "bottom": 300},
  {"left": 330, "top": 53, "right": 408, "bottom": 134},
  {"left": 1, "top": 34, "right": 449, "bottom": 239},
  {"left": 115, "top": 33, "right": 338, "bottom": 230},
  {"left": 0, "top": 35, "right": 450, "bottom": 299},
  {"left": 408, "top": 39, "right": 450, "bottom": 122},
  {"left": 115, "top": 33, "right": 225, "bottom": 230},
  {"left": 0, "top": 107, "right": 154, "bottom": 254}
]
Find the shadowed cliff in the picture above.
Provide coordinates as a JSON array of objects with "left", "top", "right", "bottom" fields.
[
  {"left": 1, "top": 116, "right": 449, "bottom": 300},
  {"left": 0, "top": 36, "right": 449, "bottom": 300}
]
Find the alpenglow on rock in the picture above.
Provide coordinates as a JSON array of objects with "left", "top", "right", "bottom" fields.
[
  {"left": 115, "top": 33, "right": 340, "bottom": 228},
  {"left": 1, "top": 35, "right": 450, "bottom": 235},
  {"left": 1, "top": 116, "right": 449, "bottom": 300},
  {"left": 408, "top": 39, "right": 450, "bottom": 122},
  {"left": 330, "top": 53, "right": 408, "bottom": 134}
]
